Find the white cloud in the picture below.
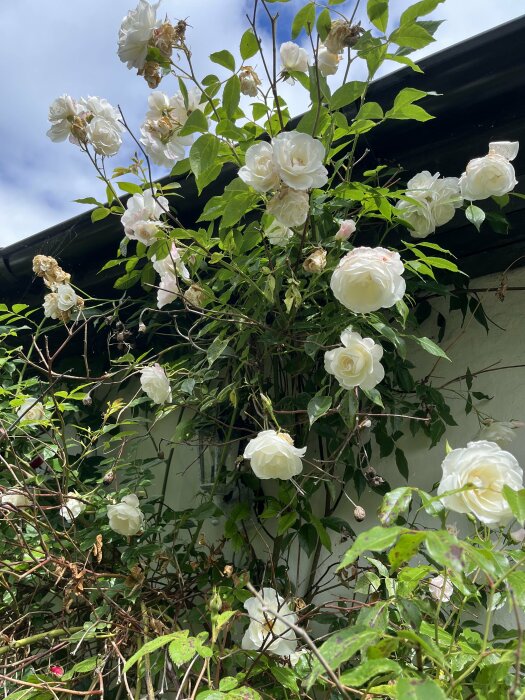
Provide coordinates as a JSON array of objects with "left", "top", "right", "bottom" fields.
[{"left": 0, "top": 0, "right": 522, "bottom": 246}]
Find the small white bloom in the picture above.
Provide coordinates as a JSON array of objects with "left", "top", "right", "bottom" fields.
[
  {"left": 330, "top": 246, "right": 406, "bottom": 313},
  {"left": 152, "top": 244, "right": 190, "bottom": 309},
  {"left": 239, "top": 67, "right": 261, "bottom": 97},
  {"left": 56, "top": 284, "right": 78, "bottom": 312},
  {"left": 60, "top": 493, "right": 87, "bottom": 522},
  {"left": 437, "top": 440, "right": 523, "bottom": 526},
  {"left": 459, "top": 142, "right": 519, "bottom": 200},
  {"left": 396, "top": 171, "right": 462, "bottom": 239},
  {"left": 43, "top": 293, "right": 60, "bottom": 319},
  {"left": 121, "top": 189, "right": 168, "bottom": 246},
  {"left": 324, "top": 328, "right": 384, "bottom": 391},
  {"left": 265, "top": 220, "right": 294, "bottom": 247},
  {"left": 17, "top": 399, "right": 45, "bottom": 423},
  {"left": 139, "top": 90, "right": 197, "bottom": 167},
  {"left": 428, "top": 574, "right": 454, "bottom": 603},
  {"left": 0, "top": 489, "right": 31, "bottom": 508},
  {"left": 243, "top": 430, "right": 306, "bottom": 480},
  {"left": 118, "top": 0, "right": 160, "bottom": 70},
  {"left": 477, "top": 419, "right": 525, "bottom": 446},
  {"left": 267, "top": 188, "right": 309, "bottom": 228},
  {"left": 242, "top": 587, "right": 298, "bottom": 657},
  {"left": 317, "top": 45, "right": 341, "bottom": 76},
  {"left": 238, "top": 142, "right": 280, "bottom": 193},
  {"left": 47, "top": 95, "right": 80, "bottom": 143},
  {"left": 280, "top": 42, "right": 309, "bottom": 73},
  {"left": 107, "top": 494, "right": 144, "bottom": 536},
  {"left": 335, "top": 219, "right": 356, "bottom": 240},
  {"left": 86, "top": 116, "right": 123, "bottom": 156},
  {"left": 272, "top": 131, "right": 327, "bottom": 191},
  {"left": 140, "top": 364, "right": 172, "bottom": 404}
]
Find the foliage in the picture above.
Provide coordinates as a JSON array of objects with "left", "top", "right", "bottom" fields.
[{"left": 1, "top": 1, "right": 524, "bottom": 699}]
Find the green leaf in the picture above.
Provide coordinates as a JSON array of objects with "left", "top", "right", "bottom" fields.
[
  {"left": 307, "top": 395, "right": 332, "bottom": 426},
  {"left": 124, "top": 632, "right": 183, "bottom": 671},
  {"left": 503, "top": 486, "right": 525, "bottom": 525},
  {"left": 401, "top": 0, "right": 445, "bottom": 24},
  {"left": 168, "top": 632, "right": 198, "bottom": 666},
  {"left": 91, "top": 207, "right": 110, "bottom": 223},
  {"left": 210, "top": 50, "right": 235, "bottom": 72},
  {"left": 465, "top": 204, "right": 485, "bottom": 231},
  {"left": 425, "top": 530, "right": 464, "bottom": 573},
  {"left": 396, "top": 678, "right": 448, "bottom": 699},
  {"left": 339, "top": 526, "right": 404, "bottom": 569},
  {"left": 388, "top": 531, "right": 427, "bottom": 569},
  {"left": 367, "top": 0, "right": 389, "bottom": 32},
  {"left": 277, "top": 511, "right": 298, "bottom": 535},
  {"left": 316, "top": 8, "right": 332, "bottom": 41},
  {"left": 117, "top": 181, "right": 143, "bottom": 195},
  {"left": 189, "top": 134, "right": 221, "bottom": 193},
  {"left": 330, "top": 80, "right": 366, "bottom": 110},
  {"left": 412, "top": 336, "right": 450, "bottom": 360},
  {"left": 271, "top": 666, "right": 299, "bottom": 693},
  {"left": 310, "top": 513, "right": 332, "bottom": 551},
  {"left": 178, "top": 108, "right": 209, "bottom": 136},
  {"left": 379, "top": 487, "right": 413, "bottom": 526},
  {"left": 226, "top": 689, "right": 262, "bottom": 700},
  {"left": 385, "top": 53, "right": 423, "bottom": 72},
  {"left": 306, "top": 626, "right": 380, "bottom": 688},
  {"left": 291, "top": 2, "right": 315, "bottom": 39},
  {"left": 240, "top": 29, "right": 259, "bottom": 60},
  {"left": 213, "top": 610, "right": 237, "bottom": 634},
  {"left": 207, "top": 336, "right": 229, "bottom": 366},
  {"left": 390, "top": 22, "right": 434, "bottom": 49},
  {"left": 340, "top": 658, "right": 401, "bottom": 687},
  {"left": 222, "top": 75, "right": 241, "bottom": 118}
]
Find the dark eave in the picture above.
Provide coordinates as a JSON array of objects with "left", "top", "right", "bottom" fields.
[{"left": 1, "top": 14, "right": 524, "bottom": 302}]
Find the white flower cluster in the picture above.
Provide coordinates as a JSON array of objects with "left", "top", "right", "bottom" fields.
[
  {"left": 47, "top": 95, "right": 123, "bottom": 156},
  {"left": 396, "top": 171, "right": 463, "bottom": 239},
  {"left": 397, "top": 141, "right": 519, "bottom": 238},
  {"left": 121, "top": 188, "right": 169, "bottom": 246},
  {"left": 438, "top": 440, "right": 523, "bottom": 526},
  {"left": 140, "top": 89, "right": 202, "bottom": 167},
  {"left": 280, "top": 40, "right": 341, "bottom": 78},
  {"left": 152, "top": 243, "right": 190, "bottom": 309},
  {"left": 239, "top": 131, "right": 327, "bottom": 229},
  {"left": 33, "top": 255, "right": 84, "bottom": 323}
]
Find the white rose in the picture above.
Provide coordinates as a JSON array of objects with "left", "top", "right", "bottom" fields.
[
  {"left": 397, "top": 171, "right": 462, "bottom": 239},
  {"left": 242, "top": 587, "right": 297, "bottom": 657},
  {"left": 238, "top": 142, "right": 280, "bottom": 193},
  {"left": 477, "top": 419, "right": 524, "bottom": 445},
  {"left": 56, "top": 284, "right": 78, "bottom": 312},
  {"left": 428, "top": 575, "right": 453, "bottom": 603},
  {"left": 324, "top": 328, "right": 384, "bottom": 391},
  {"left": 17, "top": 399, "right": 45, "bottom": 423},
  {"left": 140, "top": 364, "right": 172, "bottom": 404},
  {"left": 47, "top": 95, "right": 80, "bottom": 143},
  {"left": 267, "top": 188, "right": 309, "bottom": 228},
  {"left": 272, "top": 132, "right": 327, "bottom": 191},
  {"left": 239, "top": 67, "right": 261, "bottom": 97},
  {"left": 330, "top": 246, "right": 406, "bottom": 313},
  {"left": 121, "top": 189, "right": 168, "bottom": 245},
  {"left": 0, "top": 489, "right": 31, "bottom": 508},
  {"left": 156, "top": 273, "right": 179, "bottom": 309},
  {"left": 86, "top": 116, "right": 123, "bottom": 156},
  {"left": 107, "top": 494, "right": 144, "bottom": 536},
  {"left": 43, "top": 292, "right": 60, "bottom": 319},
  {"left": 265, "top": 220, "right": 294, "bottom": 247},
  {"left": 317, "top": 45, "right": 341, "bottom": 76},
  {"left": 118, "top": 0, "right": 160, "bottom": 70},
  {"left": 335, "top": 219, "right": 356, "bottom": 240},
  {"left": 280, "top": 42, "right": 309, "bottom": 72},
  {"left": 153, "top": 244, "right": 190, "bottom": 308},
  {"left": 59, "top": 493, "right": 87, "bottom": 522},
  {"left": 459, "top": 142, "right": 519, "bottom": 200},
  {"left": 243, "top": 430, "right": 306, "bottom": 480},
  {"left": 437, "top": 440, "right": 523, "bottom": 526}
]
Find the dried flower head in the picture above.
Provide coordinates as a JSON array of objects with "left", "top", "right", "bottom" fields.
[
  {"left": 32, "top": 255, "right": 71, "bottom": 289},
  {"left": 303, "top": 248, "right": 327, "bottom": 274},
  {"left": 324, "top": 20, "right": 364, "bottom": 54}
]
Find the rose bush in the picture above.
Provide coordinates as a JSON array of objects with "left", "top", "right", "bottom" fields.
[{"left": 2, "top": 1, "right": 525, "bottom": 698}]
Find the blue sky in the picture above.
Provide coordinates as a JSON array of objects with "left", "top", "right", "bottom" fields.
[{"left": 0, "top": 0, "right": 523, "bottom": 246}]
